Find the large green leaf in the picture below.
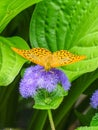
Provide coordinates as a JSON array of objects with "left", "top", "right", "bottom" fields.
[
  {"left": 0, "top": 0, "right": 42, "bottom": 32},
  {"left": 0, "top": 36, "right": 29, "bottom": 86},
  {"left": 30, "top": 0, "right": 98, "bottom": 81},
  {"left": 76, "top": 126, "right": 98, "bottom": 130}
]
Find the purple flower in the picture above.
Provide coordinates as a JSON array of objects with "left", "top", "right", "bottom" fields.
[
  {"left": 19, "top": 65, "right": 71, "bottom": 98},
  {"left": 90, "top": 90, "right": 98, "bottom": 109}
]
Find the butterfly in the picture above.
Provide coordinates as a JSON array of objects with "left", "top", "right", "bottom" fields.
[{"left": 12, "top": 47, "right": 86, "bottom": 70}]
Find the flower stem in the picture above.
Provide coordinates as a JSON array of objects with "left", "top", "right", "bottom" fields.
[{"left": 48, "top": 109, "right": 56, "bottom": 130}]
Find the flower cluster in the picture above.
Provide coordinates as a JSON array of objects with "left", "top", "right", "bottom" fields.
[
  {"left": 90, "top": 90, "right": 98, "bottom": 109},
  {"left": 19, "top": 65, "right": 71, "bottom": 98}
]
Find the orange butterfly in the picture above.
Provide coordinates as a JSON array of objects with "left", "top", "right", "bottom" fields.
[{"left": 12, "top": 47, "right": 86, "bottom": 70}]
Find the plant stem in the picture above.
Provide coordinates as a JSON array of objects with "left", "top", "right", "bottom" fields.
[{"left": 48, "top": 109, "right": 56, "bottom": 130}]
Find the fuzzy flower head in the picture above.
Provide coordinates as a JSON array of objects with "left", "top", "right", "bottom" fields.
[
  {"left": 19, "top": 65, "right": 71, "bottom": 98},
  {"left": 90, "top": 90, "right": 98, "bottom": 109}
]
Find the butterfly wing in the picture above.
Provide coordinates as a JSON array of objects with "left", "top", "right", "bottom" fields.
[
  {"left": 51, "top": 50, "right": 86, "bottom": 68},
  {"left": 12, "top": 47, "right": 52, "bottom": 67}
]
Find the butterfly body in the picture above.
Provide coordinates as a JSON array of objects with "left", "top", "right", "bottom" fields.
[{"left": 12, "top": 47, "right": 86, "bottom": 70}]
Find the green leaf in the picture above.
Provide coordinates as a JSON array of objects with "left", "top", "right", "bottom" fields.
[
  {"left": 33, "top": 85, "right": 68, "bottom": 110},
  {"left": 0, "top": 36, "right": 29, "bottom": 86},
  {"left": 90, "top": 113, "right": 98, "bottom": 126},
  {"left": 76, "top": 126, "right": 98, "bottom": 130},
  {"left": 0, "top": 0, "right": 42, "bottom": 32},
  {"left": 30, "top": 0, "right": 98, "bottom": 81}
]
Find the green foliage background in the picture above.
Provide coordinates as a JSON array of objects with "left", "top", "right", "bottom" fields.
[{"left": 0, "top": 0, "right": 98, "bottom": 130}]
